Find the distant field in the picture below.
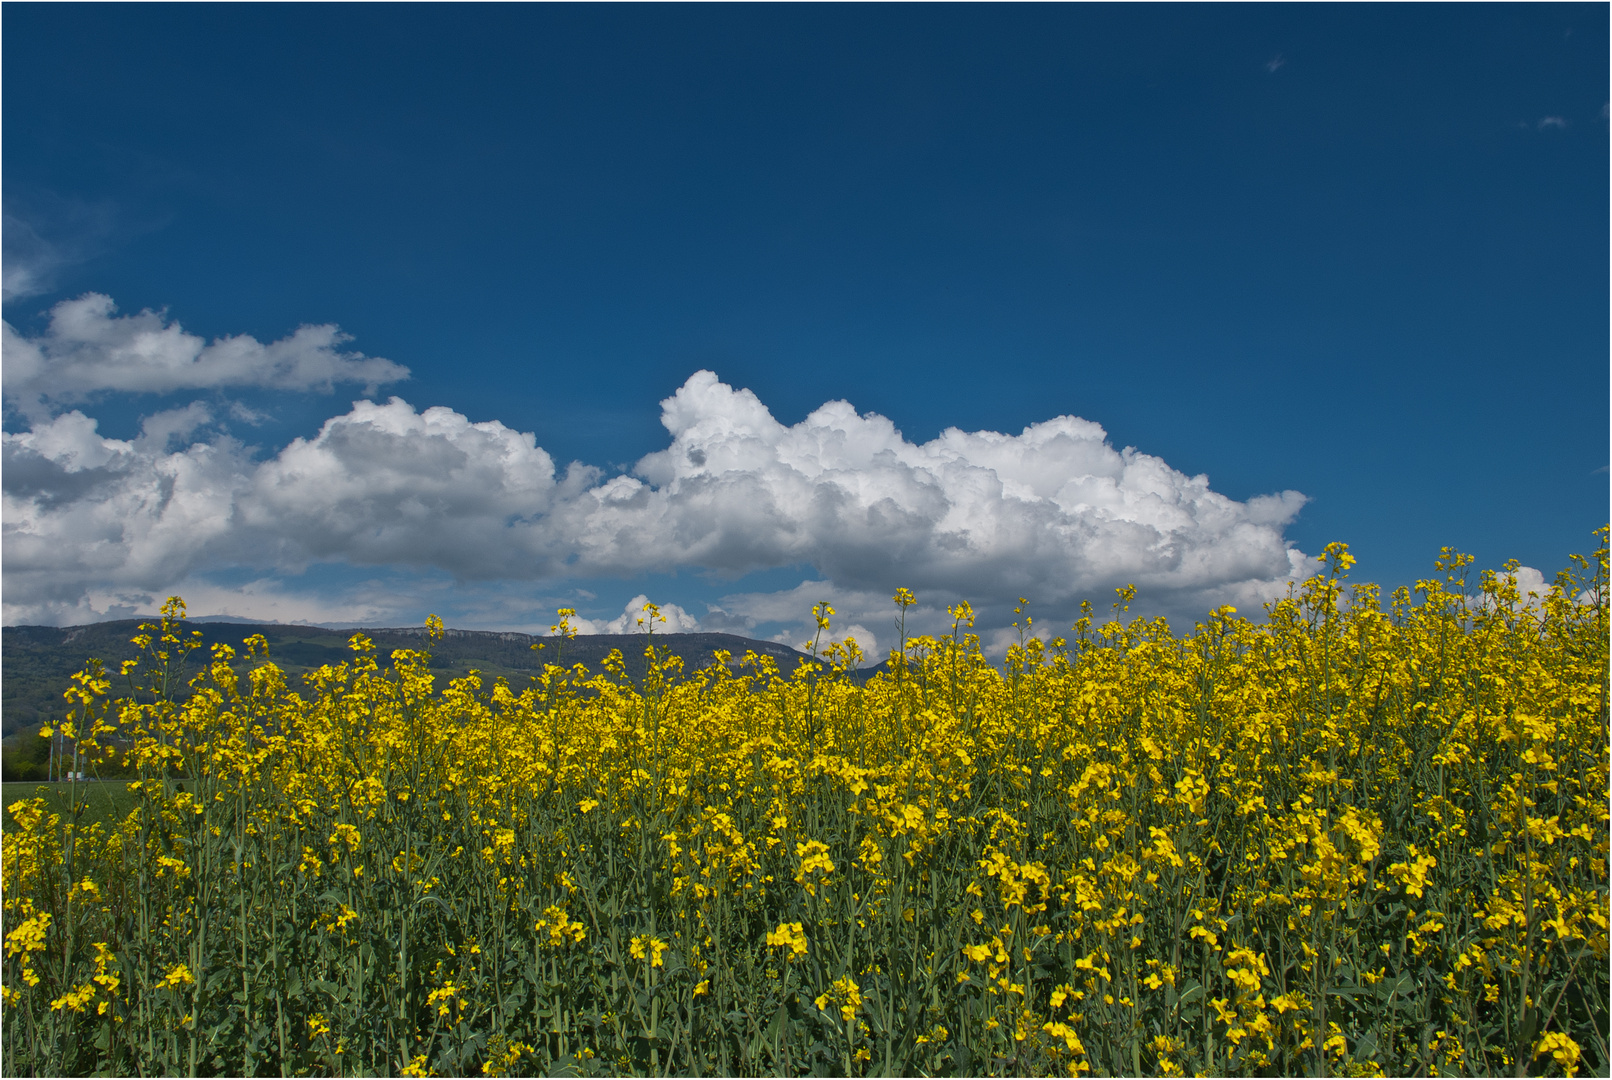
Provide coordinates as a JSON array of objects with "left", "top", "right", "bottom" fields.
[{"left": 1, "top": 779, "right": 137, "bottom": 831}]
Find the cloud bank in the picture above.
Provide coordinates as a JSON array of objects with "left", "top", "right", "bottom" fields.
[
  {"left": 4, "top": 372, "right": 1308, "bottom": 631},
  {"left": 4, "top": 301, "right": 1310, "bottom": 637}
]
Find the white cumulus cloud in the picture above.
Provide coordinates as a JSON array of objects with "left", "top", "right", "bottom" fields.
[
  {"left": 563, "top": 595, "right": 703, "bottom": 636},
  {"left": 597, "top": 371, "right": 1309, "bottom": 610},
  {"left": 3, "top": 409, "right": 254, "bottom": 622},
  {"left": 3, "top": 293, "right": 408, "bottom": 416},
  {"left": 239, "top": 397, "right": 575, "bottom": 576}
]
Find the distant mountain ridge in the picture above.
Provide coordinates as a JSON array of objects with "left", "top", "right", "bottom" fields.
[{"left": 1, "top": 619, "right": 825, "bottom": 755}]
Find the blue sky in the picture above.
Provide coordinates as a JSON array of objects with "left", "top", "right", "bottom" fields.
[{"left": 3, "top": 4, "right": 1606, "bottom": 652}]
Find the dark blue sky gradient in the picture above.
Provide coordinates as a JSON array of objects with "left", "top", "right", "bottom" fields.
[{"left": 5, "top": 3, "right": 1607, "bottom": 591}]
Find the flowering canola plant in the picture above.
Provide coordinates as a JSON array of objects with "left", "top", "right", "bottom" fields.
[{"left": 2, "top": 537, "right": 1607, "bottom": 1077}]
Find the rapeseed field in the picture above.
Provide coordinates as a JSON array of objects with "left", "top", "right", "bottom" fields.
[{"left": 3, "top": 538, "right": 1607, "bottom": 1077}]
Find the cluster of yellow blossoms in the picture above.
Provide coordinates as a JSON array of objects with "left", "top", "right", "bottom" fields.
[{"left": 1, "top": 536, "right": 1606, "bottom": 1077}]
